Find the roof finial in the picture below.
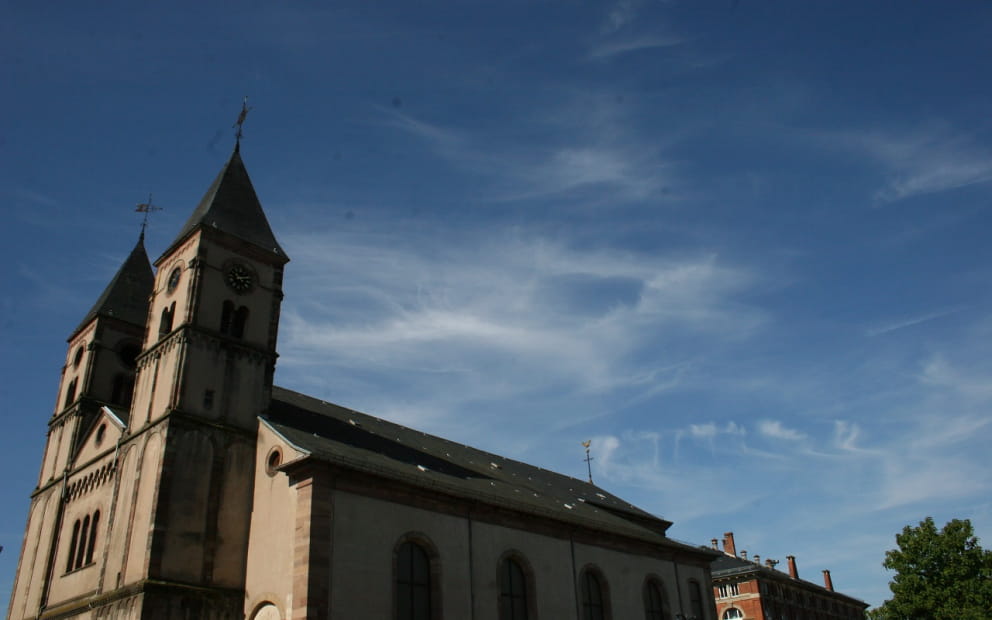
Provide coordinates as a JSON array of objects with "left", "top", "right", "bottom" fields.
[
  {"left": 582, "top": 440, "right": 594, "bottom": 484},
  {"left": 135, "top": 193, "right": 162, "bottom": 241},
  {"left": 233, "top": 96, "right": 252, "bottom": 149}
]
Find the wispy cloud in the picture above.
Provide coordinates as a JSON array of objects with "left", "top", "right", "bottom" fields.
[
  {"left": 588, "top": 34, "right": 683, "bottom": 61},
  {"left": 847, "top": 125, "right": 992, "bottom": 204},
  {"left": 278, "top": 224, "right": 763, "bottom": 433},
  {"left": 602, "top": 0, "right": 644, "bottom": 35},
  {"left": 866, "top": 307, "right": 962, "bottom": 337},
  {"left": 758, "top": 419, "right": 805, "bottom": 441},
  {"left": 375, "top": 101, "right": 678, "bottom": 204}
]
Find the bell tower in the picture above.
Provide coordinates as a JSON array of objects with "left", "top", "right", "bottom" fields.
[
  {"left": 114, "top": 142, "right": 290, "bottom": 616},
  {"left": 8, "top": 142, "right": 290, "bottom": 620},
  {"left": 7, "top": 234, "right": 153, "bottom": 620}
]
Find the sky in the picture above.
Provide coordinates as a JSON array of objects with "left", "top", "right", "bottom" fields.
[{"left": 2, "top": 0, "right": 992, "bottom": 611}]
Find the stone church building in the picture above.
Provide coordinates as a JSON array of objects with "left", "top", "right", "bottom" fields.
[{"left": 7, "top": 144, "right": 719, "bottom": 620}]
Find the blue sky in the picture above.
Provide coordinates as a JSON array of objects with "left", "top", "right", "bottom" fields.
[{"left": 3, "top": 0, "right": 992, "bottom": 610}]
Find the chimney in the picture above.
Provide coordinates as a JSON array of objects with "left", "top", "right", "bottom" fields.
[
  {"left": 741, "top": 550, "right": 748, "bottom": 561},
  {"left": 822, "top": 569, "right": 834, "bottom": 592},
  {"left": 753, "top": 554, "right": 760, "bottom": 565},
  {"left": 765, "top": 559, "right": 777, "bottom": 569},
  {"left": 787, "top": 555, "right": 798, "bottom": 579},
  {"left": 711, "top": 539, "right": 719, "bottom": 550},
  {"left": 723, "top": 532, "right": 737, "bottom": 556}
]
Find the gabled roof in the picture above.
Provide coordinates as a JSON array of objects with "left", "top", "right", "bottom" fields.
[
  {"left": 72, "top": 235, "right": 153, "bottom": 338},
  {"left": 164, "top": 145, "right": 285, "bottom": 261},
  {"left": 264, "top": 386, "right": 705, "bottom": 551}
]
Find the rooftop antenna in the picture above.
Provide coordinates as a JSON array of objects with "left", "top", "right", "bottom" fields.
[
  {"left": 135, "top": 193, "right": 162, "bottom": 240},
  {"left": 233, "top": 96, "right": 252, "bottom": 147},
  {"left": 582, "top": 440, "right": 594, "bottom": 484}
]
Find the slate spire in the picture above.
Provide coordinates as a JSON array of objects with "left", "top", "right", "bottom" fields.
[
  {"left": 164, "top": 145, "right": 285, "bottom": 261},
  {"left": 72, "top": 234, "right": 154, "bottom": 338}
]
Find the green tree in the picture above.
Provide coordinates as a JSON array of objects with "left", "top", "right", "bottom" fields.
[{"left": 873, "top": 517, "right": 992, "bottom": 620}]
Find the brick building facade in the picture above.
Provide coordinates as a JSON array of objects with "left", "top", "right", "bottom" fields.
[{"left": 710, "top": 532, "right": 867, "bottom": 620}]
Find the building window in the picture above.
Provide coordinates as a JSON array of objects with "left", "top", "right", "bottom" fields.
[
  {"left": 221, "top": 301, "right": 249, "bottom": 338},
  {"left": 688, "top": 580, "right": 704, "bottom": 620},
  {"left": 499, "top": 556, "right": 529, "bottom": 620},
  {"left": 159, "top": 302, "right": 175, "bottom": 335},
  {"left": 65, "top": 519, "right": 81, "bottom": 572},
  {"left": 643, "top": 577, "right": 671, "bottom": 620},
  {"left": 64, "top": 509, "right": 101, "bottom": 572},
  {"left": 395, "top": 540, "right": 432, "bottom": 620},
  {"left": 580, "top": 567, "right": 609, "bottom": 620},
  {"left": 111, "top": 373, "right": 135, "bottom": 407},
  {"left": 729, "top": 583, "right": 739, "bottom": 596},
  {"left": 233, "top": 306, "right": 249, "bottom": 338},
  {"left": 723, "top": 609, "right": 743, "bottom": 620},
  {"left": 64, "top": 378, "right": 78, "bottom": 409}
]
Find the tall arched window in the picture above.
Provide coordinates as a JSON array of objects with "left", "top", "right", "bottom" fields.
[
  {"left": 688, "top": 580, "right": 704, "bottom": 620},
  {"left": 220, "top": 300, "right": 235, "bottom": 334},
  {"left": 580, "top": 567, "right": 609, "bottom": 620},
  {"left": 723, "top": 608, "right": 743, "bottom": 619},
  {"left": 85, "top": 510, "right": 100, "bottom": 564},
  {"left": 396, "top": 540, "right": 432, "bottom": 620},
  {"left": 233, "top": 306, "right": 249, "bottom": 338},
  {"left": 159, "top": 302, "right": 175, "bottom": 335},
  {"left": 75, "top": 514, "right": 91, "bottom": 569},
  {"left": 499, "top": 556, "right": 530, "bottom": 620},
  {"left": 63, "top": 378, "right": 78, "bottom": 409},
  {"left": 644, "top": 577, "right": 671, "bottom": 620},
  {"left": 111, "top": 373, "right": 135, "bottom": 406},
  {"left": 65, "top": 519, "right": 81, "bottom": 572}
]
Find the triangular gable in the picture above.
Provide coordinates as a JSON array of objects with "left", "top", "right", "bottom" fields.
[{"left": 73, "top": 406, "right": 127, "bottom": 467}]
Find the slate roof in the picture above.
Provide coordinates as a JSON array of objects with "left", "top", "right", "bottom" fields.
[
  {"left": 165, "top": 145, "right": 285, "bottom": 261},
  {"left": 265, "top": 386, "right": 709, "bottom": 552},
  {"left": 72, "top": 235, "right": 154, "bottom": 338}
]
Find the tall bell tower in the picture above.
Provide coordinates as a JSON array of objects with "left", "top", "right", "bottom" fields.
[
  {"left": 7, "top": 142, "right": 290, "bottom": 620},
  {"left": 118, "top": 142, "right": 290, "bottom": 616}
]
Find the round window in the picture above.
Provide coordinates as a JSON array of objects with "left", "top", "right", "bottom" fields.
[{"left": 265, "top": 448, "right": 283, "bottom": 477}]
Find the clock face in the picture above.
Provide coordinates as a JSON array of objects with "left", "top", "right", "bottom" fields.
[
  {"left": 167, "top": 267, "right": 182, "bottom": 293},
  {"left": 226, "top": 263, "right": 254, "bottom": 293}
]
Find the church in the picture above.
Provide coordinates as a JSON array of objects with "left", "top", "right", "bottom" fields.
[{"left": 7, "top": 141, "right": 720, "bottom": 620}]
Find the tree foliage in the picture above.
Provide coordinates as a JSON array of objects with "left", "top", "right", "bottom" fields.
[{"left": 872, "top": 517, "right": 992, "bottom": 620}]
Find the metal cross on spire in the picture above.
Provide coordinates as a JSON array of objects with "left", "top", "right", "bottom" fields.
[
  {"left": 582, "top": 440, "right": 594, "bottom": 484},
  {"left": 233, "top": 96, "right": 252, "bottom": 145},
  {"left": 135, "top": 194, "right": 162, "bottom": 240}
]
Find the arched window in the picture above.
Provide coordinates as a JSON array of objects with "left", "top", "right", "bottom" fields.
[
  {"left": 220, "top": 300, "right": 235, "bottom": 334},
  {"left": 64, "top": 378, "right": 78, "bottom": 409},
  {"left": 159, "top": 302, "right": 175, "bottom": 335},
  {"left": 580, "top": 567, "right": 609, "bottom": 620},
  {"left": 75, "top": 514, "right": 91, "bottom": 569},
  {"left": 723, "top": 609, "right": 743, "bottom": 619},
  {"left": 85, "top": 510, "right": 100, "bottom": 564},
  {"left": 396, "top": 540, "right": 432, "bottom": 620},
  {"left": 233, "top": 306, "right": 249, "bottom": 338},
  {"left": 65, "top": 519, "right": 81, "bottom": 572},
  {"left": 688, "top": 580, "right": 704, "bottom": 620},
  {"left": 499, "top": 556, "right": 530, "bottom": 620},
  {"left": 111, "top": 373, "right": 135, "bottom": 407},
  {"left": 644, "top": 577, "right": 671, "bottom": 620}
]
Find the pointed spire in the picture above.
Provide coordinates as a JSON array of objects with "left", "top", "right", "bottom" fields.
[
  {"left": 162, "top": 146, "right": 286, "bottom": 262},
  {"left": 72, "top": 234, "right": 154, "bottom": 338}
]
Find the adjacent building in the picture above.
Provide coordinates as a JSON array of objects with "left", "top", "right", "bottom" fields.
[
  {"left": 710, "top": 532, "right": 868, "bottom": 620},
  {"left": 7, "top": 142, "right": 720, "bottom": 620}
]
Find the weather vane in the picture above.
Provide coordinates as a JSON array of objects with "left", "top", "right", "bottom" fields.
[
  {"left": 582, "top": 440, "right": 594, "bottom": 484},
  {"left": 233, "top": 96, "right": 252, "bottom": 144},
  {"left": 135, "top": 193, "right": 162, "bottom": 239}
]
